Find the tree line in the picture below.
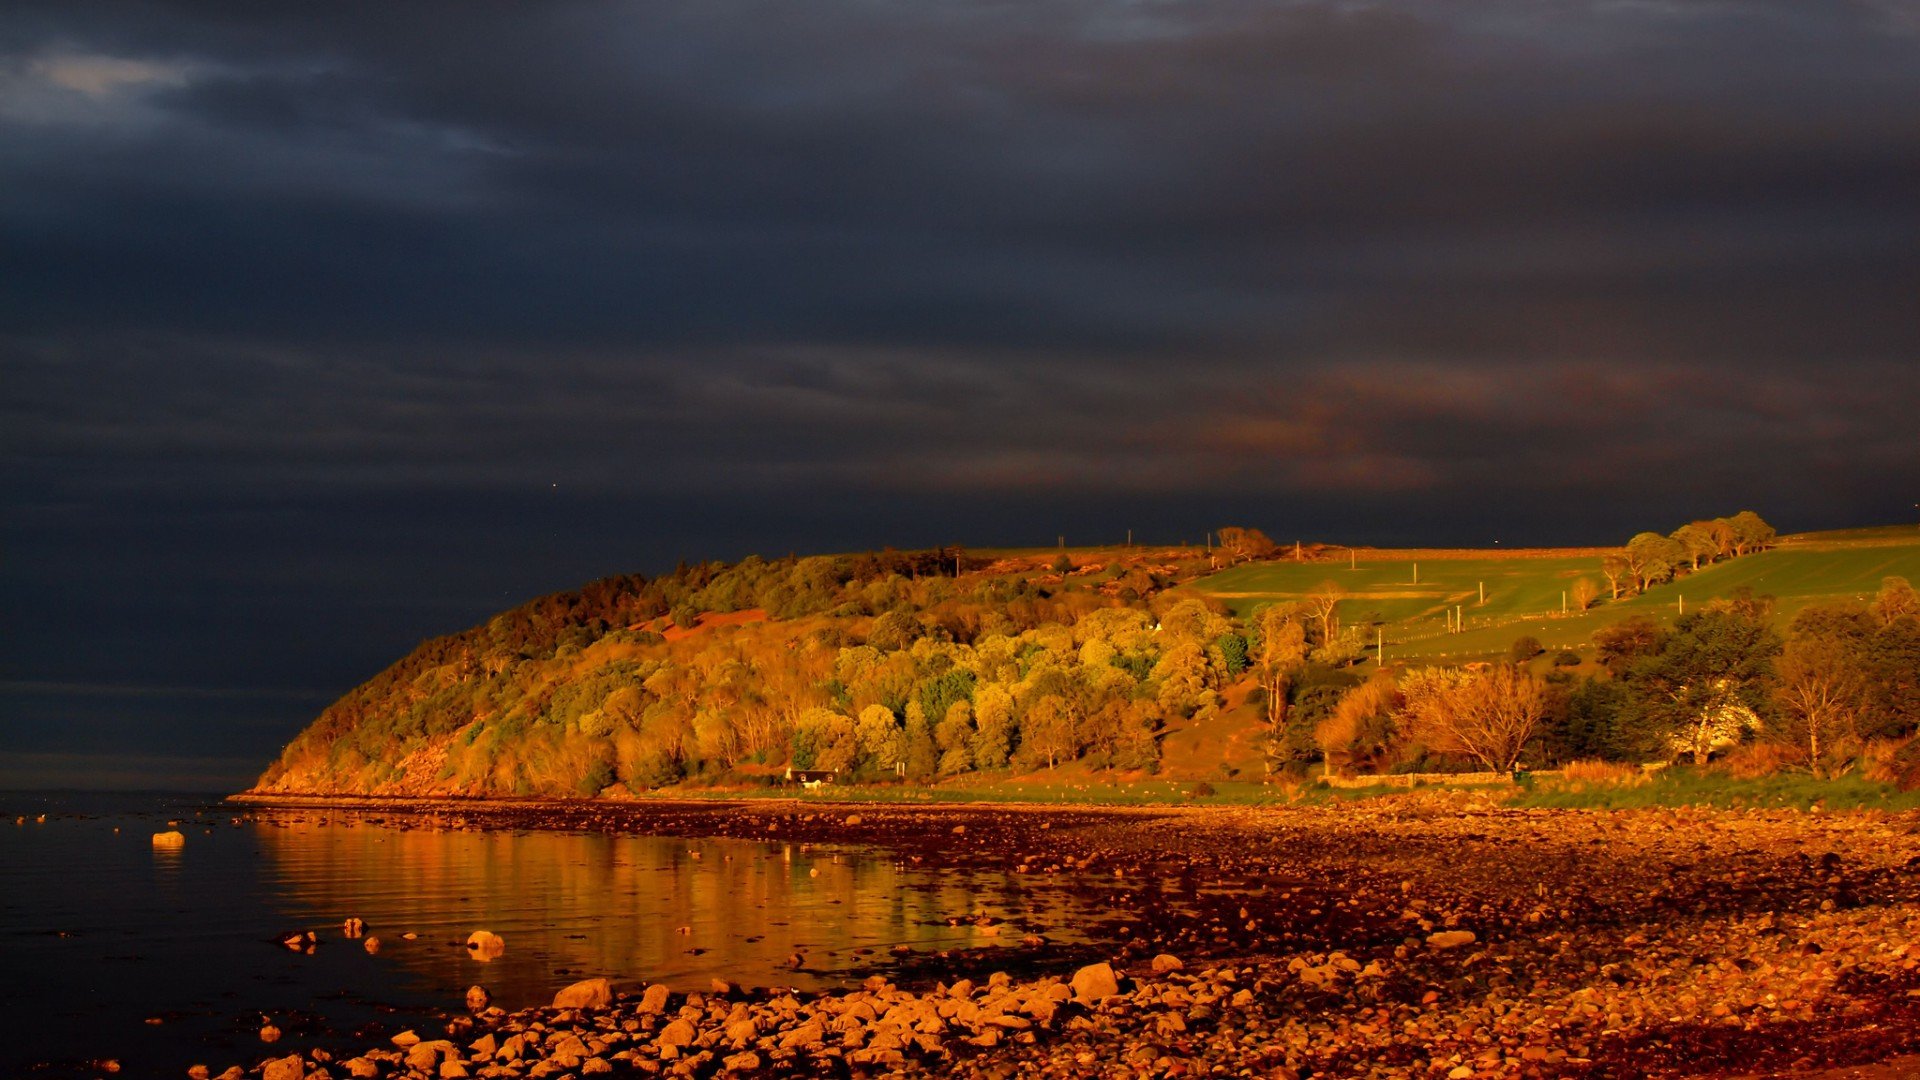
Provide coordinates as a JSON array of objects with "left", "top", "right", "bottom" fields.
[
  {"left": 1284, "top": 576, "right": 1920, "bottom": 783},
  {"left": 258, "top": 546, "right": 1238, "bottom": 795},
  {"left": 1598, "top": 511, "right": 1776, "bottom": 602}
]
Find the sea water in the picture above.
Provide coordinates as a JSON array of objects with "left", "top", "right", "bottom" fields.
[{"left": 0, "top": 792, "right": 1102, "bottom": 1077}]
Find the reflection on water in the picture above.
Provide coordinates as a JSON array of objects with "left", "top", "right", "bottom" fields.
[
  {"left": 0, "top": 794, "right": 1106, "bottom": 1078},
  {"left": 254, "top": 816, "right": 1096, "bottom": 1007}
]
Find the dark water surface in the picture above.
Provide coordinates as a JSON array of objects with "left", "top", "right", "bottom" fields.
[{"left": 0, "top": 792, "right": 1104, "bottom": 1077}]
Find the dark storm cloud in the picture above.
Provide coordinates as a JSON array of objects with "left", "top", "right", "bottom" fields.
[{"left": 4, "top": 1, "right": 1919, "bottom": 785}]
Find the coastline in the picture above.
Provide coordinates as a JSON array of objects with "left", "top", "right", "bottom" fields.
[{"left": 198, "top": 794, "right": 1920, "bottom": 1078}]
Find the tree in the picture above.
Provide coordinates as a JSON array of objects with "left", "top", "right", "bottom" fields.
[
  {"left": 1671, "top": 523, "right": 1718, "bottom": 572},
  {"left": 1625, "top": 532, "right": 1682, "bottom": 592},
  {"left": 1876, "top": 576, "right": 1918, "bottom": 626},
  {"left": 1789, "top": 600, "right": 1918, "bottom": 744},
  {"left": 1726, "top": 511, "right": 1776, "bottom": 557},
  {"left": 1152, "top": 641, "right": 1214, "bottom": 719},
  {"left": 793, "top": 707, "right": 857, "bottom": 771},
  {"left": 1213, "top": 632, "right": 1250, "bottom": 676},
  {"left": 1569, "top": 576, "right": 1600, "bottom": 612},
  {"left": 1301, "top": 581, "right": 1344, "bottom": 646},
  {"left": 1593, "top": 615, "right": 1665, "bottom": 676},
  {"left": 1600, "top": 553, "right": 1631, "bottom": 601},
  {"left": 1703, "top": 517, "right": 1737, "bottom": 560},
  {"left": 854, "top": 705, "right": 904, "bottom": 769},
  {"left": 1773, "top": 635, "right": 1867, "bottom": 777},
  {"left": 1018, "top": 695, "right": 1078, "bottom": 770},
  {"left": 1253, "top": 606, "right": 1309, "bottom": 736},
  {"left": 1315, "top": 677, "right": 1402, "bottom": 774},
  {"left": 1619, "top": 607, "right": 1781, "bottom": 763},
  {"left": 1156, "top": 597, "right": 1231, "bottom": 645},
  {"left": 1109, "top": 701, "right": 1160, "bottom": 771},
  {"left": 1869, "top": 618, "right": 1920, "bottom": 738},
  {"left": 1215, "top": 527, "right": 1278, "bottom": 561},
  {"left": 934, "top": 700, "right": 976, "bottom": 776},
  {"left": 1310, "top": 624, "right": 1369, "bottom": 667},
  {"left": 1554, "top": 677, "right": 1634, "bottom": 761},
  {"left": 867, "top": 610, "right": 921, "bottom": 651},
  {"left": 1403, "top": 665, "right": 1548, "bottom": 773},
  {"left": 971, "top": 685, "right": 1015, "bottom": 769},
  {"left": 902, "top": 700, "right": 938, "bottom": 780}
]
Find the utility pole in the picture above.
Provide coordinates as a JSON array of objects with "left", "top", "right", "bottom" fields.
[
  {"left": 1561, "top": 591, "right": 1567, "bottom": 615},
  {"left": 1058, "top": 535, "right": 1065, "bottom": 550},
  {"left": 1127, "top": 528, "right": 1132, "bottom": 548},
  {"left": 1412, "top": 562, "right": 1419, "bottom": 585},
  {"left": 1377, "top": 626, "right": 1384, "bottom": 665},
  {"left": 1679, "top": 595, "right": 1685, "bottom": 616},
  {"left": 1350, "top": 549, "right": 1357, "bottom": 570},
  {"left": 1479, "top": 581, "right": 1485, "bottom": 604}
]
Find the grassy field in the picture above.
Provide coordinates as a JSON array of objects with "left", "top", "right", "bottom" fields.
[
  {"left": 1192, "top": 526, "right": 1920, "bottom": 661},
  {"left": 1512, "top": 767, "right": 1920, "bottom": 811},
  {"left": 653, "top": 766, "right": 1920, "bottom": 812}
]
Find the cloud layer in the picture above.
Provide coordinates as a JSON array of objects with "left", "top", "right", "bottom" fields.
[{"left": 4, "top": 1, "right": 1918, "bottom": 783}]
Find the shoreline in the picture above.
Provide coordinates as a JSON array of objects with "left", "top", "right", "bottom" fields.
[{"left": 194, "top": 794, "right": 1920, "bottom": 1077}]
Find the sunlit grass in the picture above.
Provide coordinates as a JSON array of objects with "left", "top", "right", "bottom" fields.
[
  {"left": 1189, "top": 530, "right": 1920, "bottom": 662},
  {"left": 652, "top": 766, "right": 1920, "bottom": 812},
  {"left": 1512, "top": 766, "right": 1920, "bottom": 811}
]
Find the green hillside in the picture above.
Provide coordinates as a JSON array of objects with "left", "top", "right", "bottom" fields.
[
  {"left": 248, "top": 517, "right": 1919, "bottom": 800},
  {"left": 1193, "top": 527, "right": 1920, "bottom": 661}
]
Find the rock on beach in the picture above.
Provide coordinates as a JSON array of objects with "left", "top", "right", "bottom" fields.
[
  {"left": 1070, "top": 962, "right": 1121, "bottom": 1003},
  {"left": 552, "top": 977, "right": 612, "bottom": 1010},
  {"left": 213, "top": 797, "right": 1920, "bottom": 1080}
]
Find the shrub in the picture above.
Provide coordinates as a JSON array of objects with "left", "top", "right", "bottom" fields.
[
  {"left": 575, "top": 759, "right": 615, "bottom": 796},
  {"left": 1862, "top": 738, "right": 1909, "bottom": 785},
  {"left": 1510, "top": 636, "right": 1545, "bottom": 663},
  {"left": 866, "top": 610, "right": 921, "bottom": 651},
  {"left": 1879, "top": 737, "right": 1920, "bottom": 792},
  {"left": 622, "top": 750, "right": 682, "bottom": 790},
  {"left": 1186, "top": 781, "right": 1216, "bottom": 799},
  {"left": 1552, "top": 649, "right": 1582, "bottom": 667},
  {"left": 1717, "top": 740, "right": 1802, "bottom": 779},
  {"left": 1214, "top": 632, "right": 1250, "bottom": 676},
  {"left": 1558, "top": 759, "right": 1648, "bottom": 788}
]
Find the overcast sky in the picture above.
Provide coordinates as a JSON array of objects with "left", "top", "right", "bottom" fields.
[{"left": 4, "top": 1, "right": 1918, "bottom": 789}]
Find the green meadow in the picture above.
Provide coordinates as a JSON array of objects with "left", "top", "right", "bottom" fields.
[{"left": 1193, "top": 527, "right": 1920, "bottom": 662}]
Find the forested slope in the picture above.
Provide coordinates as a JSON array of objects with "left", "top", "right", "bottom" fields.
[
  {"left": 251, "top": 518, "right": 1920, "bottom": 797},
  {"left": 251, "top": 546, "right": 1242, "bottom": 796}
]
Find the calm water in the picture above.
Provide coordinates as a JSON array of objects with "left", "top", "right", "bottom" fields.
[{"left": 0, "top": 792, "right": 1108, "bottom": 1077}]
